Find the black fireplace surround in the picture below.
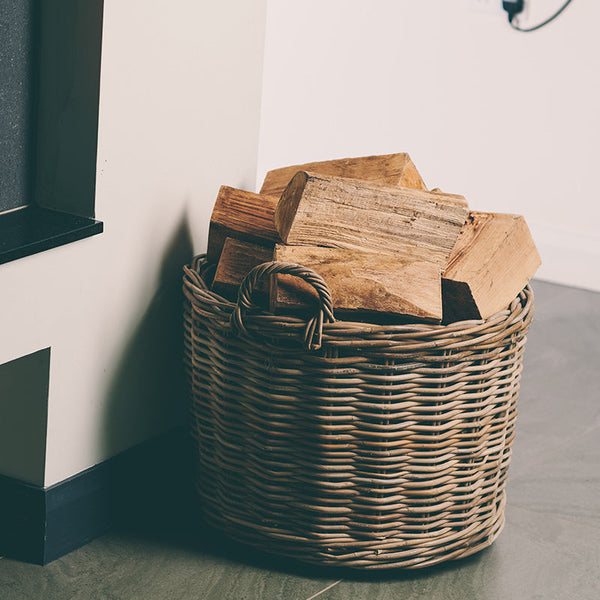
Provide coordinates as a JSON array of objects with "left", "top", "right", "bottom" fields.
[{"left": 0, "top": 0, "right": 104, "bottom": 264}]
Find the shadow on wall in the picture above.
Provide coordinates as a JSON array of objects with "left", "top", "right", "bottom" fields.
[{"left": 101, "top": 212, "right": 194, "bottom": 465}]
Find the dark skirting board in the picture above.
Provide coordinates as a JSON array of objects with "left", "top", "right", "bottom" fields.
[{"left": 0, "top": 429, "right": 191, "bottom": 565}]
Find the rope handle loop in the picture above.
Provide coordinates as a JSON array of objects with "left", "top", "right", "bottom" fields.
[{"left": 230, "top": 261, "right": 334, "bottom": 350}]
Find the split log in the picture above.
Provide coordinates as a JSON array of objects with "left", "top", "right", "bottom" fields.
[
  {"left": 207, "top": 186, "right": 279, "bottom": 263},
  {"left": 272, "top": 245, "right": 442, "bottom": 322},
  {"left": 260, "top": 153, "right": 427, "bottom": 196},
  {"left": 212, "top": 238, "right": 274, "bottom": 300},
  {"left": 274, "top": 172, "right": 469, "bottom": 269},
  {"left": 442, "top": 211, "right": 541, "bottom": 322}
]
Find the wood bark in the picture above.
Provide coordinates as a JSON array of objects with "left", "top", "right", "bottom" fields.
[
  {"left": 442, "top": 211, "right": 541, "bottom": 321},
  {"left": 272, "top": 245, "right": 442, "bottom": 322},
  {"left": 274, "top": 172, "right": 469, "bottom": 269},
  {"left": 207, "top": 186, "right": 279, "bottom": 263},
  {"left": 260, "top": 153, "right": 427, "bottom": 196}
]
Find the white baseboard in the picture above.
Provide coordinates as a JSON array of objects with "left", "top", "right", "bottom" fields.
[{"left": 529, "top": 221, "right": 600, "bottom": 293}]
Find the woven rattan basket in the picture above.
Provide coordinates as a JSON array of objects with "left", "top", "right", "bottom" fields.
[{"left": 183, "top": 255, "right": 534, "bottom": 569}]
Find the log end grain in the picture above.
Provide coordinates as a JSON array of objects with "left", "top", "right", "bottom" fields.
[{"left": 442, "top": 211, "right": 541, "bottom": 320}]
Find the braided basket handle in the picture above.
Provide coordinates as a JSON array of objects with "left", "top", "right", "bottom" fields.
[{"left": 230, "top": 261, "right": 335, "bottom": 351}]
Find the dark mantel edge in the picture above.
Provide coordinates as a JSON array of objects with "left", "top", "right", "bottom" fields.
[{"left": 0, "top": 205, "right": 103, "bottom": 265}]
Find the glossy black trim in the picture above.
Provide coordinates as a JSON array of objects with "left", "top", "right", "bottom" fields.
[
  {"left": 0, "top": 474, "right": 46, "bottom": 564},
  {"left": 0, "top": 429, "right": 190, "bottom": 565},
  {"left": 0, "top": 206, "right": 103, "bottom": 265}
]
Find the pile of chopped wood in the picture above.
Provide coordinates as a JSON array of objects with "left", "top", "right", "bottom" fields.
[{"left": 207, "top": 153, "right": 541, "bottom": 324}]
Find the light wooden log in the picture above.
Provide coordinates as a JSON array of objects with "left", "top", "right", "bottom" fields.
[
  {"left": 260, "top": 153, "right": 427, "bottom": 196},
  {"left": 274, "top": 172, "right": 469, "bottom": 269},
  {"left": 212, "top": 238, "right": 274, "bottom": 300},
  {"left": 273, "top": 245, "right": 442, "bottom": 322},
  {"left": 207, "top": 186, "right": 279, "bottom": 263},
  {"left": 442, "top": 211, "right": 541, "bottom": 322}
]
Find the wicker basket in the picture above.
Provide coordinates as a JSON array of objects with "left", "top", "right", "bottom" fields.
[{"left": 183, "top": 255, "right": 534, "bottom": 569}]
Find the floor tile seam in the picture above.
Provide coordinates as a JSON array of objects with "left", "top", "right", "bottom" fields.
[{"left": 305, "top": 579, "right": 343, "bottom": 600}]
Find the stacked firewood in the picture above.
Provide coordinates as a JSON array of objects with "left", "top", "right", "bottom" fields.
[{"left": 206, "top": 153, "right": 541, "bottom": 324}]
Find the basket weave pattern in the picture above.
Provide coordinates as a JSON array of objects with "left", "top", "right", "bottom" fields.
[{"left": 183, "top": 256, "right": 534, "bottom": 569}]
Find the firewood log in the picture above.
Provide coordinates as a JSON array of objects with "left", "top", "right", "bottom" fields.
[
  {"left": 207, "top": 186, "right": 279, "bottom": 263},
  {"left": 272, "top": 245, "right": 442, "bottom": 322},
  {"left": 274, "top": 172, "right": 469, "bottom": 269},
  {"left": 260, "top": 153, "right": 427, "bottom": 196},
  {"left": 442, "top": 211, "right": 541, "bottom": 321},
  {"left": 212, "top": 237, "right": 274, "bottom": 300}
]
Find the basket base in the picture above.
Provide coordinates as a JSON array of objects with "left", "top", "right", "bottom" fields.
[{"left": 197, "top": 490, "right": 506, "bottom": 570}]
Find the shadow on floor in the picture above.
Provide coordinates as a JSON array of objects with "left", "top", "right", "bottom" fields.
[{"left": 108, "top": 446, "right": 488, "bottom": 585}]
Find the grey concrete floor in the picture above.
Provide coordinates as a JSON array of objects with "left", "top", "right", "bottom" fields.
[{"left": 1, "top": 279, "right": 598, "bottom": 599}]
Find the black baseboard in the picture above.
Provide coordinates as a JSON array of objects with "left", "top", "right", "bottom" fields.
[
  {"left": 0, "top": 474, "right": 46, "bottom": 564},
  {"left": 0, "top": 428, "right": 192, "bottom": 565}
]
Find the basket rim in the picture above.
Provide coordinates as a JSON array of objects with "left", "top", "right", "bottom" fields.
[{"left": 183, "top": 254, "right": 534, "bottom": 348}]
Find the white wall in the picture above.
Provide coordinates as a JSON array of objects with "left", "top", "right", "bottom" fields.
[
  {"left": 257, "top": 0, "right": 600, "bottom": 291},
  {"left": 2, "top": 0, "right": 595, "bottom": 487},
  {"left": 0, "top": 0, "right": 267, "bottom": 486}
]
